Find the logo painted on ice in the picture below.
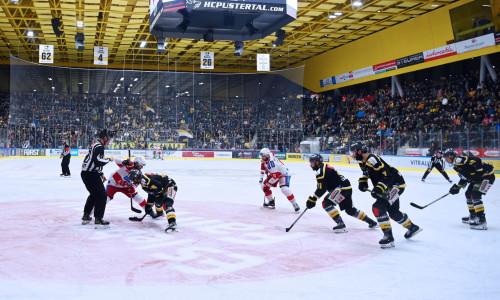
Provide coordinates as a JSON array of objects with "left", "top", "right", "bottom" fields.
[{"left": 6, "top": 201, "right": 380, "bottom": 285}]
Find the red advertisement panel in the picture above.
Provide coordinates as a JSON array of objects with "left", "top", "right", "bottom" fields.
[
  {"left": 182, "top": 151, "right": 215, "bottom": 158},
  {"left": 453, "top": 148, "right": 499, "bottom": 158},
  {"left": 372, "top": 60, "right": 397, "bottom": 72}
]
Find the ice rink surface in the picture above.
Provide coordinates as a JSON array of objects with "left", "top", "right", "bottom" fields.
[{"left": 1, "top": 157, "right": 499, "bottom": 300}]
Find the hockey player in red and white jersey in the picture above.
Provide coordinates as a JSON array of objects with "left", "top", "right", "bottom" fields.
[
  {"left": 259, "top": 148, "right": 300, "bottom": 212},
  {"left": 105, "top": 156, "right": 148, "bottom": 210}
]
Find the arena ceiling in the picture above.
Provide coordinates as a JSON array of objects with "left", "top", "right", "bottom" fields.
[{"left": 0, "top": 0, "right": 458, "bottom": 72}]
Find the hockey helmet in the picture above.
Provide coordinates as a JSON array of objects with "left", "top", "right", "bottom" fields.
[
  {"left": 309, "top": 154, "right": 323, "bottom": 171},
  {"left": 98, "top": 129, "right": 114, "bottom": 140},
  {"left": 309, "top": 154, "right": 323, "bottom": 164},
  {"left": 259, "top": 148, "right": 272, "bottom": 161},
  {"left": 133, "top": 156, "right": 146, "bottom": 169},
  {"left": 129, "top": 169, "right": 142, "bottom": 183},
  {"left": 351, "top": 142, "right": 368, "bottom": 161},
  {"left": 443, "top": 148, "right": 457, "bottom": 158}
]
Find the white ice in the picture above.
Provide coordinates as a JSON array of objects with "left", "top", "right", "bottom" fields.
[{"left": 0, "top": 157, "right": 499, "bottom": 300}]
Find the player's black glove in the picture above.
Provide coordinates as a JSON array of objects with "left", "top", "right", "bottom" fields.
[
  {"left": 449, "top": 184, "right": 462, "bottom": 195},
  {"left": 359, "top": 181, "right": 368, "bottom": 192},
  {"left": 358, "top": 176, "right": 369, "bottom": 192},
  {"left": 144, "top": 204, "right": 153, "bottom": 215},
  {"left": 306, "top": 196, "right": 317, "bottom": 209},
  {"left": 371, "top": 184, "right": 387, "bottom": 200}
]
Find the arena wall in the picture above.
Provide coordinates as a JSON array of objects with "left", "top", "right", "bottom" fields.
[{"left": 1, "top": 148, "right": 499, "bottom": 177}]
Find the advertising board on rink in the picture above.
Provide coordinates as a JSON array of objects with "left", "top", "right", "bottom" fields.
[
  {"left": 233, "top": 151, "right": 259, "bottom": 159},
  {"left": 214, "top": 152, "right": 233, "bottom": 159},
  {"left": 286, "top": 153, "right": 302, "bottom": 162},
  {"left": 21, "top": 149, "right": 45, "bottom": 156},
  {"left": 182, "top": 151, "right": 215, "bottom": 158}
]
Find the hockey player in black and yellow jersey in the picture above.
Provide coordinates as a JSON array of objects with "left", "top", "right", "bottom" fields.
[
  {"left": 443, "top": 149, "right": 495, "bottom": 230},
  {"left": 306, "top": 154, "right": 378, "bottom": 233},
  {"left": 352, "top": 143, "right": 422, "bottom": 248},
  {"left": 129, "top": 170, "right": 179, "bottom": 233}
]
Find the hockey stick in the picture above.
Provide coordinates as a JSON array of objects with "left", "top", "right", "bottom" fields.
[
  {"left": 275, "top": 208, "right": 308, "bottom": 232},
  {"left": 410, "top": 193, "right": 450, "bottom": 209},
  {"left": 129, "top": 212, "right": 147, "bottom": 222},
  {"left": 130, "top": 197, "right": 142, "bottom": 214}
]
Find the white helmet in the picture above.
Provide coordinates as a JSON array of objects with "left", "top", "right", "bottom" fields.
[
  {"left": 259, "top": 148, "right": 272, "bottom": 158},
  {"left": 133, "top": 156, "right": 146, "bottom": 168}
]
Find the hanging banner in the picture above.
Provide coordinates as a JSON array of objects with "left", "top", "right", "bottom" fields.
[
  {"left": 94, "top": 46, "right": 108, "bottom": 65},
  {"left": 39, "top": 45, "right": 54, "bottom": 63},
  {"left": 257, "top": 53, "right": 270, "bottom": 71},
  {"left": 201, "top": 51, "right": 214, "bottom": 69}
]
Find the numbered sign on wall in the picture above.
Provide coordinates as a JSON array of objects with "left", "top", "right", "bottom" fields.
[
  {"left": 257, "top": 53, "right": 270, "bottom": 71},
  {"left": 200, "top": 51, "right": 214, "bottom": 70},
  {"left": 94, "top": 46, "right": 108, "bottom": 65},
  {"left": 39, "top": 45, "right": 54, "bottom": 64}
]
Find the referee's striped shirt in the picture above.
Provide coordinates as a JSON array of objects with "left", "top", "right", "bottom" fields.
[{"left": 81, "top": 141, "right": 111, "bottom": 173}]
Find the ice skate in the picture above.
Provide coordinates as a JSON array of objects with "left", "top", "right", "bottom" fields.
[
  {"left": 81, "top": 213, "right": 92, "bottom": 225},
  {"left": 462, "top": 212, "right": 476, "bottom": 224},
  {"left": 292, "top": 203, "right": 300, "bottom": 213},
  {"left": 262, "top": 198, "right": 275, "bottom": 209},
  {"left": 333, "top": 221, "right": 348, "bottom": 233},
  {"left": 470, "top": 215, "right": 487, "bottom": 230},
  {"left": 421, "top": 178, "right": 425, "bottom": 182},
  {"left": 404, "top": 224, "right": 422, "bottom": 239},
  {"left": 379, "top": 233, "right": 395, "bottom": 248},
  {"left": 94, "top": 218, "right": 110, "bottom": 229},
  {"left": 165, "top": 222, "right": 179, "bottom": 233}
]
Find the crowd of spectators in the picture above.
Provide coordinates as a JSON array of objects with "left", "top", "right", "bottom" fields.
[
  {"left": 2, "top": 92, "right": 304, "bottom": 151},
  {"left": 303, "top": 70, "right": 499, "bottom": 154},
  {"left": 1, "top": 69, "right": 498, "bottom": 154}
]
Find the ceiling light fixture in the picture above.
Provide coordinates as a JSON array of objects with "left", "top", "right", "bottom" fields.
[
  {"left": 27, "top": 30, "right": 34, "bottom": 38},
  {"left": 140, "top": 41, "right": 146, "bottom": 48},
  {"left": 353, "top": 1, "right": 362, "bottom": 7},
  {"left": 77, "top": 21, "right": 84, "bottom": 28}
]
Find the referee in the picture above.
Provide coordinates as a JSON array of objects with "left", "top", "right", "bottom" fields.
[
  {"left": 421, "top": 149, "right": 452, "bottom": 183},
  {"left": 81, "top": 129, "right": 114, "bottom": 228},
  {"left": 60, "top": 137, "right": 71, "bottom": 177}
]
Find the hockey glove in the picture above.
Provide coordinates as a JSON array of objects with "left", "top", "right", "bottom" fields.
[
  {"left": 449, "top": 184, "right": 462, "bottom": 195},
  {"left": 371, "top": 184, "right": 387, "bottom": 200},
  {"left": 306, "top": 196, "right": 317, "bottom": 209},
  {"left": 358, "top": 176, "right": 369, "bottom": 192}
]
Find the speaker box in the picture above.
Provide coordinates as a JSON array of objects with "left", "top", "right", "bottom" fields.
[{"left": 51, "top": 18, "right": 62, "bottom": 37}]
